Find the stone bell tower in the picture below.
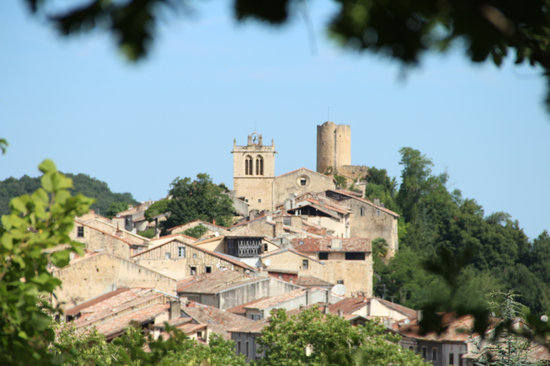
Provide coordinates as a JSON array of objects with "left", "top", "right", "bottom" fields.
[{"left": 232, "top": 132, "right": 276, "bottom": 212}]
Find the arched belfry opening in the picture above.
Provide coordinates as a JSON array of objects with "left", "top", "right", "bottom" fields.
[
  {"left": 245, "top": 155, "right": 253, "bottom": 175},
  {"left": 256, "top": 155, "right": 264, "bottom": 176}
]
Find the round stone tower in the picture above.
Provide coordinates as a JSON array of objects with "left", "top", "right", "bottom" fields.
[{"left": 316, "top": 121, "right": 351, "bottom": 174}]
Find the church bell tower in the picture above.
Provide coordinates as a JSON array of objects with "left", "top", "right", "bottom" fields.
[{"left": 232, "top": 132, "right": 276, "bottom": 212}]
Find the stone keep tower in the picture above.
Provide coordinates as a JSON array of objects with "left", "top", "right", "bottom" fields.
[
  {"left": 316, "top": 121, "right": 351, "bottom": 174},
  {"left": 232, "top": 132, "right": 276, "bottom": 212}
]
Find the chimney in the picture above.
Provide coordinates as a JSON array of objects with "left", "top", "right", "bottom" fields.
[
  {"left": 305, "top": 289, "right": 311, "bottom": 305},
  {"left": 274, "top": 221, "right": 283, "bottom": 237},
  {"left": 338, "top": 309, "right": 343, "bottom": 318},
  {"left": 169, "top": 300, "right": 181, "bottom": 320},
  {"left": 374, "top": 199, "right": 381, "bottom": 206}
]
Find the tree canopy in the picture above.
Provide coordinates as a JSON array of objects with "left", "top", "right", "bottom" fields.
[
  {"left": 162, "top": 173, "right": 235, "bottom": 231},
  {"left": 22, "top": 0, "right": 550, "bottom": 111},
  {"left": 255, "top": 307, "right": 429, "bottom": 366},
  {"left": 368, "top": 147, "right": 550, "bottom": 322},
  {"left": 0, "top": 173, "right": 137, "bottom": 218}
]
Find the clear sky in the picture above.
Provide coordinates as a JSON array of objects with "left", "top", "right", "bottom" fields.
[{"left": 1, "top": 0, "right": 549, "bottom": 240}]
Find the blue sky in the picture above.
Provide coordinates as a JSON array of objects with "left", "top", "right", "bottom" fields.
[{"left": 1, "top": 0, "right": 549, "bottom": 240}]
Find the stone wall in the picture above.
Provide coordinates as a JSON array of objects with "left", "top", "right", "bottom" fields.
[
  {"left": 54, "top": 253, "right": 177, "bottom": 308},
  {"left": 133, "top": 240, "right": 249, "bottom": 279},
  {"left": 69, "top": 223, "right": 130, "bottom": 258},
  {"left": 273, "top": 168, "right": 335, "bottom": 210}
]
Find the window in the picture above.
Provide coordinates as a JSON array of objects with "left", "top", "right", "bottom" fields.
[
  {"left": 376, "top": 209, "right": 381, "bottom": 216},
  {"left": 245, "top": 342, "right": 249, "bottom": 358},
  {"left": 345, "top": 252, "right": 366, "bottom": 260},
  {"left": 360, "top": 207, "right": 365, "bottom": 216},
  {"left": 318, "top": 252, "right": 328, "bottom": 260},
  {"left": 264, "top": 243, "right": 268, "bottom": 252},
  {"left": 256, "top": 155, "right": 264, "bottom": 175},
  {"left": 237, "top": 341, "right": 241, "bottom": 354},
  {"left": 178, "top": 246, "right": 186, "bottom": 258},
  {"left": 432, "top": 348, "right": 437, "bottom": 361},
  {"left": 245, "top": 155, "right": 253, "bottom": 175},
  {"left": 165, "top": 252, "right": 171, "bottom": 259},
  {"left": 422, "top": 347, "right": 427, "bottom": 359},
  {"left": 190, "top": 266, "right": 197, "bottom": 275},
  {"left": 302, "top": 259, "right": 309, "bottom": 270},
  {"left": 337, "top": 279, "right": 345, "bottom": 285},
  {"left": 193, "top": 253, "right": 197, "bottom": 259},
  {"left": 283, "top": 217, "right": 291, "bottom": 225},
  {"left": 77, "top": 226, "right": 84, "bottom": 237},
  {"left": 300, "top": 178, "right": 307, "bottom": 186},
  {"left": 449, "top": 353, "right": 454, "bottom": 365},
  {"left": 205, "top": 266, "right": 212, "bottom": 273},
  {"left": 459, "top": 354, "right": 464, "bottom": 366},
  {"left": 258, "top": 198, "right": 261, "bottom": 203}
]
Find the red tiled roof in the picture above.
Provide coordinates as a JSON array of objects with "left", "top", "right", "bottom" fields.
[
  {"left": 328, "top": 297, "right": 369, "bottom": 314},
  {"left": 291, "top": 237, "right": 371, "bottom": 253},
  {"left": 65, "top": 288, "right": 130, "bottom": 317},
  {"left": 395, "top": 314, "right": 475, "bottom": 342},
  {"left": 177, "top": 271, "right": 260, "bottom": 294},
  {"left": 74, "top": 219, "right": 147, "bottom": 247},
  {"left": 183, "top": 301, "right": 261, "bottom": 339},
  {"left": 328, "top": 190, "right": 400, "bottom": 217},
  {"left": 227, "top": 297, "right": 270, "bottom": 315}
]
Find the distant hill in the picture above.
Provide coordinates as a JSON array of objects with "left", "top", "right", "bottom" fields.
[{"left": 0, "top": 173, "right": 138, "bottom": 216}]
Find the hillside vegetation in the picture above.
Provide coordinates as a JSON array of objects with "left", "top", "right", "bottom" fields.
[
  {"left": 368, "top": 147, "right": 550, "bottom": 316},
  {"left": 0, "top": 173, "right": 138, "bottom": 217}
]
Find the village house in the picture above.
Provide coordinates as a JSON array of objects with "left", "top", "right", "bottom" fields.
[
  {"left": 131, "top": 236, "right": 256, "bottom": 279},
  {"left": 54, "top": 252, "right": 177, "bottom": 308},
  {"left": 291, "top": 237, "right": 373, "bottom": 297},
  {"left": 112, "top": 201, "right": 155, "bottom": 233},
  {"left": 320, "top": 189, "right": 399, "bottom": 256},
  {"left": 176, "top": 271, "right": 301, "bottom": 310},
  {"left": 70, "top": 218, "right": 148, "bottom": 258},
  {"left": 64, "top": 288, "right": 210, "bottom": 342},
  {"left": 258, "top": 247, "right": 326, "bottom": 283}
]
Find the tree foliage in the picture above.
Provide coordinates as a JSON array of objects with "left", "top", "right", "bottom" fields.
[
  {"left": 144, "top": 198, "right": 169, "bottom": 222},
  {"left": 184, "top": 224, "right": 209, "bottom": 239},
  {"left": 162, "top": 173, "right": 235, "bottom": 231},
  {"left": 53, "top": 323, "right": 247, "bottom": 366},
  {"left": 0, "top": 173, "right": 137, "bottom": 218},
  {"left": 0, "top": 160, "right": 93, "bottom": 365},
  {"left": 255, "top": 307, "right": 429, "bottom": 366},
  {"left": 374, "top": 147, "right": 550, "bottom": 324}
]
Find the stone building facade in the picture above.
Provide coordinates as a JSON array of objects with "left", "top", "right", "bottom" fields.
[{"left": 54, "top": 253, "right": 177, "bottom": 308}]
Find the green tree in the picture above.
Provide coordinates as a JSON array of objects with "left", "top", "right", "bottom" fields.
[
  {"left": 184, "top": 224, "right": 208, "bottom": 239},
  {"left": 255, "top": 307, "right": 429, "bottom": 366},
  {"left": 0, "top": 160, "right": 93, "bottom": 365},
  {"left": 54, "top": 323, "right": 246, "bottom": 366},
  {"left": 364, "top": 167, "right": 398, "bottom": 212},
  {"left": 162, "top": 174, "right": 234, "bottom": 231},
  {"left": 105, "top": 201, "right": 129, "bottom": 218},
  {"left": 144, "top": 198, "right": 169, "bottom": 222}
]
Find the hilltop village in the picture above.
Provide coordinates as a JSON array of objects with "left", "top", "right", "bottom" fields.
[{"left": 52, "top": 122, "right": 534, "bottom": 365}]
